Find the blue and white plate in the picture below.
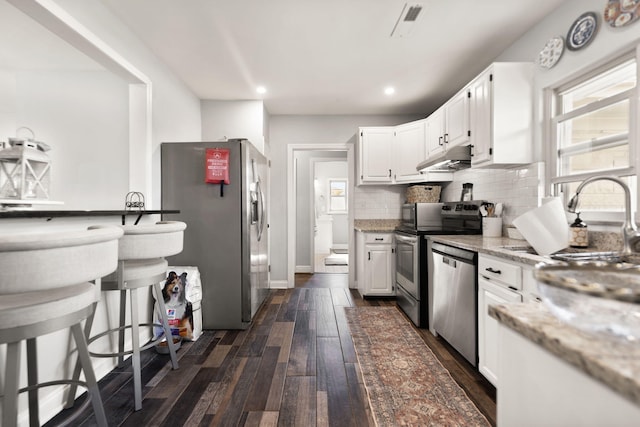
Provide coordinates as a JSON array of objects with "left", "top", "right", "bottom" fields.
[{"left": 566, "top": 12, "right": 598, "bottom": 51}]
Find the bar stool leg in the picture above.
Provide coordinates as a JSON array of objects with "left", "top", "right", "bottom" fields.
[
  {"left": 26, "top": 338, "right": 40, "bottom": 427},
  {"left": 154, "top": 281, "right": 179, "bottom": 369},
  {"left": 71, "top": 323, "right": 108, "bottom": 427},
  {"left": 3, "top": 341, "right": 20, "bottom": 427},
  {"left": 65, "top": 301, "right": 98, "bottom": 409},
  {"left": 130, "top": 288, "right": 143, "bottom": 411},
  {"left": 118, "top": 289, "right": 127, "bottom": 368}
]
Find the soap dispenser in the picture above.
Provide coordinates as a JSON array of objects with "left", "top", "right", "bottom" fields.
[{"left": 569, "top": 212, "right": 588, "bottom": 248}]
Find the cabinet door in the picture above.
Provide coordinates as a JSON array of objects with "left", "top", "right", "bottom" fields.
[
  {"left": 359, "top": 127, "right": 394, "bottom": 183},
  {"left": 444, "top": 89, "right": 470, "bottom": 148},
  {"left": 425, "top": 108, "right": 444, "bottom": 157},
  {"left": 469, "top": 70, "right": 492, "bottom": 165},
  {"left": 478, "top": 277, "right": 521, "bottom": 387},
  {"left": 366, "top": 244, "right": 394, "bottom": 294},
  {"left": 395, "top": 120, "right": 426, "bottom": 183}
]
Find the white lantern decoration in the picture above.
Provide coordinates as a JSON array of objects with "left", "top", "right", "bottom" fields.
[{"left": 0, "top": 128, "right": 51, "bottom": 201}]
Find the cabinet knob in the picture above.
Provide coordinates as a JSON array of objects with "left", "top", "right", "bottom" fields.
[
  {"left": 438, "top": 136, "right": 443, "bottom": 146},
  {"left": 444, "top": 133, "right": 449, "bottom": 144},
  {"left": 485, "top": 267, "right": 501, "bottom": 274}
]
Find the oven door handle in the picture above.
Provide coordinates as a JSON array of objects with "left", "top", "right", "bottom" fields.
[{"left": 394, "top": 234, "right": 418, "bottom": 244}]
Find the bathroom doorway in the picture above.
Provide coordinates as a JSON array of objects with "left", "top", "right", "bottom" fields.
[
  {"left": 287, "top": 143, "right": 354, "bottom": 288},
  {"left": 312, "top": 158, "right": 349, "bottom": 273}
]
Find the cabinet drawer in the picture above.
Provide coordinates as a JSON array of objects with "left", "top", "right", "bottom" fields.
[
  {"left": 478, "top": 254, "right": 522, "bottom": 290},
  {"left": 364, "top": 233, "right": 393, "bottom": 244}
]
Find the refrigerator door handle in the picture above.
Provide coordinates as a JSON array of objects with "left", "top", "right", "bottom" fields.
[{"left": 257, "top": 179, "right": 266, "bottom": 242}]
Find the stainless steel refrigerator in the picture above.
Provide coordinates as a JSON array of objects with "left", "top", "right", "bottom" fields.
[{"left": 161, "top": 139, "right": 269, "bottom": 330}]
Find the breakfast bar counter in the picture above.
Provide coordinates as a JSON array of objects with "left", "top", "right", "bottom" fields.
[{"left": 0, "top": 209, "right": 179, "bottom": 225}]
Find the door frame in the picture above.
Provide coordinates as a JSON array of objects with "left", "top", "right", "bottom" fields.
[
  {"left": 287, "top": 143, "right": 354, "bottom": 288},
  {"left": 310, "top": 157, "right": 348, "bottom": 273}
]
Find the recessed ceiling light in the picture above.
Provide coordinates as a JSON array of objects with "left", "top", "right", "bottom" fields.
[
  {"left": 256, "top": 86, "right": 267, "bottom": 94},
  {"left": 384, "top": 86, "right": 396, "bottom": 96}
]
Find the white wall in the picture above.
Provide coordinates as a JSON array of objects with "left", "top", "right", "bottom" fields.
[
  {"left": 201, "top": 99, "right": 266, "bottom": 152},
  {"left": 53, "top": 0, "right": 202, "bottom": 207},
  {"left": 15, "top": 70, "right": 129, "bottom": 209}
]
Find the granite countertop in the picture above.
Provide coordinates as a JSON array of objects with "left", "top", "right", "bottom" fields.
[
  {"left": 489, "top": 303, "right": 640, "bottom": 406},
  {"left": 354, "top": 219, "right": 401, "bottom": 232},
  {"left": 428, "top": 235, "right": 549, "bottom": 265}
]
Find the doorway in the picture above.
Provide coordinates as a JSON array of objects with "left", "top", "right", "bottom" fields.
[
  {"left": 312, "top": 158, "right": 349, "bottom": 273},
  {"left": 287, "top": 143, "right": 355, "bottom": 288}
]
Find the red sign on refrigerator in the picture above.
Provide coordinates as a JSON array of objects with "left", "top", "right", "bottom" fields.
[{"left": 205, "top": 148, "right": 230, "bottom": 184}]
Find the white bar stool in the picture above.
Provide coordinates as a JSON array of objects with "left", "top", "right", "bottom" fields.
[
  {"left": 0, "top": 225, "right": 123, "bottom": 427},
  {"left": 67, "top": 221, "right": 187, "bottom": 412}
]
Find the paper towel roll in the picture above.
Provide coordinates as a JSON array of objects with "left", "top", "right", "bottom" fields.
[{"left": 512, "top": 198, "right": 569, "bottom": 255}]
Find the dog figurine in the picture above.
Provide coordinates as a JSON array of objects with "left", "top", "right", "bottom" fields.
[{"left": 162, "top": 271, "right": 193, "bottom": 339}]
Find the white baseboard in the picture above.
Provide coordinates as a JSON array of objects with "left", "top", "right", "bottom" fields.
[
  {"left": 270, "top": 279, "right": 290, "bottom": 289},
  {"left": 295, "top": 265, "right": 312, "bottom": 273}
]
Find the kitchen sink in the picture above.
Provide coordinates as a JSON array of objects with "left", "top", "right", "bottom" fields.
[
  {"left": 550, "top": 251, "right": 621, "bottom": 262},
  {"left": 499, "top": 245, "right": 538, "bottom": 255},
  {"left": 535, "top": 261, "right": 640, "bottom": 340},
  {"left": 499, "top": 245, "right": 640, "bottom": 264}
]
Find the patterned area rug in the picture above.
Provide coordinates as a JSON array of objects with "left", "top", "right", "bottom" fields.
[{"left": 345, "top": 306, "right": 490, "bottom": 427}]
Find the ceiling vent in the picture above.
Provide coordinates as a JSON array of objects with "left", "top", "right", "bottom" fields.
[{"left": 390, "top": 3, "right": 424, "bottom": 38}]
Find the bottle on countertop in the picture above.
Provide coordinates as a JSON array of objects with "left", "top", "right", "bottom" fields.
[{"left": 569, "top": 212, "right": 588, "bottom": 248}]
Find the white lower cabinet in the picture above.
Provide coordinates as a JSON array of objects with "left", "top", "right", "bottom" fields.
[
  {"left": 356, "top": 231, "right": 395, "bottom": 296},
  {"left": 477, "top": 254, "right": 523, "bottom": 387},
  {"left": 478, "top": 277, "right": 521, "bottom": 386},
  {"left": 498, "top": 325, "right": 640, "bottom": 426}
]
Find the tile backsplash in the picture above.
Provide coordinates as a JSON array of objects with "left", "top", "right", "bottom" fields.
[
  {"left": 354, "top": 185, "right": 405, "bottom": 219},
  {"left": 354, "top": 162, "right": 545, "bottom": 226},
  {"left": 440, "top": 162, "right": 544, "bottom": 227}
]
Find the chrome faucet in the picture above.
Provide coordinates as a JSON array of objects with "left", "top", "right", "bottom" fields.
[{"left": 567, "top": 175, "right": 640, "bottom": 255}]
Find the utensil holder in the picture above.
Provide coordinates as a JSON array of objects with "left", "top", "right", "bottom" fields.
[{"left": 483, "top": 217, "right": 502, "bottom": 237}]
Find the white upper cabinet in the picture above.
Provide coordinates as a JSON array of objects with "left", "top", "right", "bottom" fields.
[
  {"left": 426, "top": 89, "right": 470, "bottom": 158},
  {"left": 469, "top": 62, "right": 533, "bottom": 168},
  {"left": 425, "top": 107, "right": 444, "bottom": 156},
  {"left": 394, "top": 119, "right": 427, "bottom": 183},
  {"left": 444, "top": 89, "right": 471, "bottom": 148},
  {"left": 359, "top": 123, "right": 451, "bottom": 185},
  {"left": 358, "top": 127, "right": 394, "bottom": 184}
]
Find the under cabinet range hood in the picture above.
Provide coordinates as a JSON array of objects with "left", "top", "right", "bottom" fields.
[{"left": 416, "top": 145, "right": 472, "bottom": 172}]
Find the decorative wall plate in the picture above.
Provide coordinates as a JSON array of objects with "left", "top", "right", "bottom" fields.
[
  {"left": 537, "top": 36, "right": 565, "bottom": 69},
  {"left": 566, "top": 12, "right": 598, "bottom": 50},
  {"left": 604, "top": 0, "right": 640, "bottom": 27}
]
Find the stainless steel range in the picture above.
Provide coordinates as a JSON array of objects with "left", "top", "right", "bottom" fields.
[{"left": 394, "top": 201, "right": 483, "bottom": 328}]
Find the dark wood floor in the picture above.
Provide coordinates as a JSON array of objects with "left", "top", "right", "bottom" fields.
[{"left": 47, "top": 273, "right": 495, "bottom": 426}]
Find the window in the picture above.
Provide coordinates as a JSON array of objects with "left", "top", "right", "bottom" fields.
[
  {"left": 328, "top": 179, "right": 347, "bottom": 212},
  {"left": 549, "top": 55, "right": 637, "bottom": 219}
]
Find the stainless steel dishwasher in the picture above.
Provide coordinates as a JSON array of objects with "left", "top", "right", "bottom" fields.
[{"left": 431, "top": 242, "right": 478, "bottom": 366}]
